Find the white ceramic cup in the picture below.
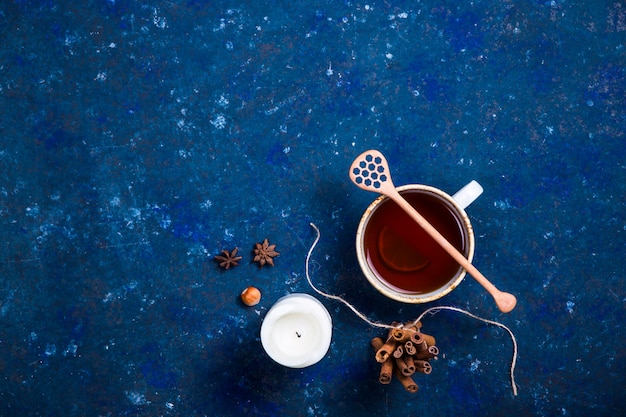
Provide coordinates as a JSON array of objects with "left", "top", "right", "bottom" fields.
[{"left": 355, "top": 181, "right": 483, "bottom": 303}]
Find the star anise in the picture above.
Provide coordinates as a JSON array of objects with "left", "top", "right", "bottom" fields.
[
  {"left": 253, "top": 239, "right": 279, "bottom": 267},
  {"left": 215, "top": 247, "right": 243, "bottom": 269}
]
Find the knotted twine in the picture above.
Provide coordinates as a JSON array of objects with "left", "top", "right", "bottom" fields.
[{"left": 305, "top": 223, "right": 518, "bottom": 396}]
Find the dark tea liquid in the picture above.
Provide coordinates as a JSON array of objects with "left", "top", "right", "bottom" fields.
[{"left": 363, "top": 191, "right": 467, "bottom": 294}]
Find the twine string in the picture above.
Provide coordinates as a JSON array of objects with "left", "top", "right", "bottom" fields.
[
  {"left": 305, "top": 222, "right": 518, "bottom": 396},
  {"left": 410, "top": 306, "right": 518, "bottom": 396},
  {"left": 305, "top": 223, "right": 395, "bottom": 330}
]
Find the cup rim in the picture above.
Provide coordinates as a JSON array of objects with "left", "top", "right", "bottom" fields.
[{"left": 355, "top": 184, "right": 475, "bottom": 303}]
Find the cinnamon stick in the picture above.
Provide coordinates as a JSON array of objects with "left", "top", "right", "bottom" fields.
[
  {"left": 375, "top": 338, "right": 397, "bottom": 363},
  {"left": 391, "top": 328, "right": 413, "bottom": 342},
  {"left": 420, "top": 332, "right": 436, "bottom": 347},
  {"left": 410, "top": 331, "right": 424, "bottom": 346},
  {"left": 414, "top": 339, "right": 428, "bottom": 353},
  {"left": 379, "top": 358, "right": 393, "bottom": 384},
  {"left": 392, "top": 344, "right": 404, "bottom": 359},
  {"left": 371, "top": 337, "right": 384, "bottom": 350},
  {"left": 416, "top": 345, "right": 439, "bottom": 360},
  {"left": 395, "top": 357, "right": 411, "bottom": 376},
  {"left": 428, "top": 345, "right": 439, "bottom": 357},
  {"left": 395, "top": 369, "right": 419, "bottom": 393},
  {"left": 414, "top": 361, "right": 432, "bottom": 375},
  {"left": 403, "top": 355, "right": 416, "bottom": 376},
  {"left": 372, "top": 337, "right": 394, "bottom": 384},
  {"left": 404, "top": 340, "right": 417, "bottom": 356}
]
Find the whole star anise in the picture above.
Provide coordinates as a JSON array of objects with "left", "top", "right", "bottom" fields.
[
  {"left": 215, "top": 247, "right": 242, "bottom": 269},
  {"left": 253, "top": 239, "right": 279, "bottom": 267}
]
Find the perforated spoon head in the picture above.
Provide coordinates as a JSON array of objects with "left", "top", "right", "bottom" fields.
[{"left": 349, "top": 150, "right": 398, "bottom": 196}]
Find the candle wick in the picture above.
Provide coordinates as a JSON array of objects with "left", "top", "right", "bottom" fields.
[{"left": 296, "top": 331, "right": 301, "bottom": 338}]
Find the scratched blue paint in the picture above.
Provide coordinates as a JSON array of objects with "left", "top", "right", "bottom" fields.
[
  {"left": 422, "top": 76, "right": 452, "bottom": 103},
  {"left": 101, "top": 0, "right": 133, "bottom": 18},
  {"left": 446, "top": 12, "right": 485, "bottom": 52},
  {"left": 584, "top": 64, "right": 625, "bottom": 106},
  {"left": 140, "top": 359, "right": 178, "bottom": 389},
  {"left": 56, "top": 306, "right": 90, "bottom": 340},
  {"left": 1, "top": 0, "right": 625, "bottom": 416},
  {"left": 266, "top": 142, "right": 291, "bottom": 168},
  {"left": 168, "top": 200, "right": 205, "bottom": 241},
  {"left": 446, "top": 367, "right": 483, "bottom": 414},
  {"left": 33, "top": 121, "right": 76, "bottom": 151}
]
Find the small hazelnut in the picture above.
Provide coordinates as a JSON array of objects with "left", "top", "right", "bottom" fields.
[{"left": 240, "top": 286, "right": 261, "bottom": 306}]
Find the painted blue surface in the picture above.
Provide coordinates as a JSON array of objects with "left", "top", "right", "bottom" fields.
[{"left": 1, "top": 0, "right": 624, "bottom": 416}]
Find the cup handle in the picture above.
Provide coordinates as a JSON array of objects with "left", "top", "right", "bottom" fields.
[{"left": 452, "top": 180, "right": 483, "bottom": 210}]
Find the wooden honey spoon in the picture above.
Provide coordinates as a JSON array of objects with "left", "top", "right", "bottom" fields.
[{"left": 349, "top": 150, "right": 517, "bottom": 313}]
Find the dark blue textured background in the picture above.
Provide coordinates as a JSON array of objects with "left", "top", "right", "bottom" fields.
[{"left": 1, "top": 0, "right": 624, "bottom": 416}]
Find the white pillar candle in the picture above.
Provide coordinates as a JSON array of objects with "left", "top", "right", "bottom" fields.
[{"left": 260, "top": 293, "right": 332, "bottom": 368}]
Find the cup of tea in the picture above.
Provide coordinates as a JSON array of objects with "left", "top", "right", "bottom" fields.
[{"left": 355, "top": 181, "right": 484, "bottom": 303}]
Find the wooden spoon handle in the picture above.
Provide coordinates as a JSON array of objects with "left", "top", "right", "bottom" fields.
[{"left": 388, "top": 190, "right": 517, "bottom": 313}]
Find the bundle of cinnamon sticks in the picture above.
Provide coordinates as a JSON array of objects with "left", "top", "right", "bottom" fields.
[{"left": 371, "top": 321, "right": 438, "bottom": 393}]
